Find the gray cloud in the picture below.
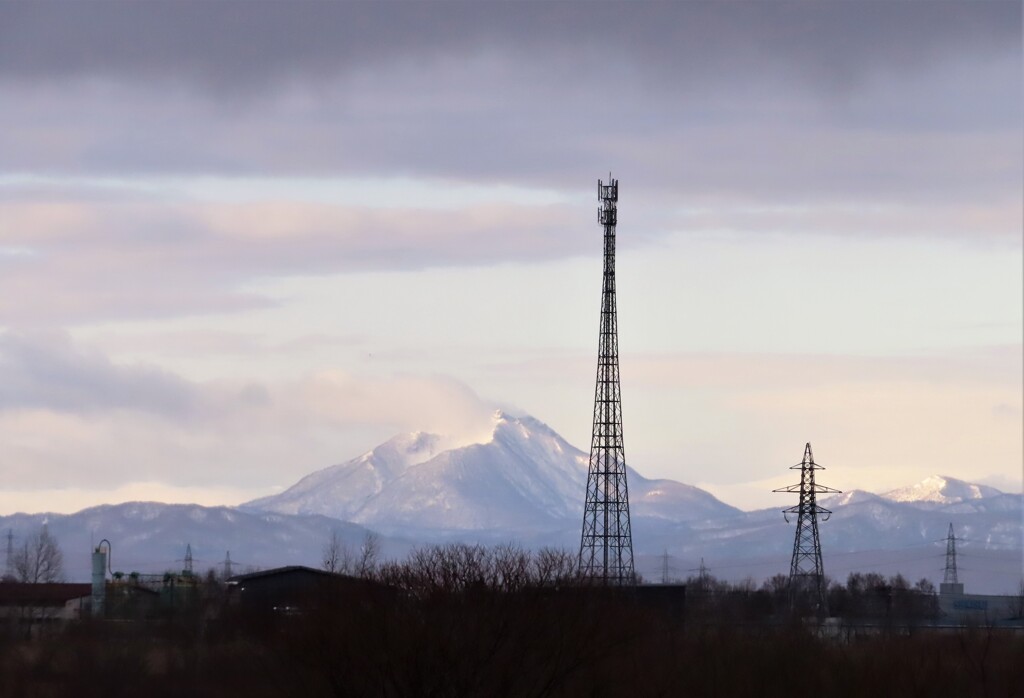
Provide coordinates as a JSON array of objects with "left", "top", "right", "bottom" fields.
[
  {"left": 0, "top": 2, "right": 1018, "bottom": 202},
  {"left": 0, "top": 331, "right": 199, "bottom": 417},
  {"left": 1, "top": 2, "right": 1015, "bottom": 92},
  {"left": 0, "top": 331, "right": 498, "bottom": 490},
  {"left": 0, "top": 1, "right": 1018, "bottom": 326}
]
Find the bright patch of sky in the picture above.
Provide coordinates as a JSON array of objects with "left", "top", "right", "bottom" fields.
[
  {"left": 76, "top": 229, "right": 1021, "bottom": 380},
  {"left": 0, "top": 173, "right": 568, "bottom": 209}
]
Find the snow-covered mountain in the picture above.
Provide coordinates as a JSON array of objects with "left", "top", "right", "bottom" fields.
[
  {"left": 238, "top": 415, "right": 1020, "bottom": 592},
  {"left": 244, "top": 411, "right": 741, "bottom": 535},
  {"left": 881, "top": 475, "right": 1002, "bottom": 506}
]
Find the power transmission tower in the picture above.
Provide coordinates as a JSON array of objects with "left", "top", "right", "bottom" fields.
[
  {"left": 941, "top": 523, "right": 964, "bottom": 594},
  {"left": 661, "top": 550, "right": 670, "bottom": 584},
  {"left": 579, "top": 175, "right": 635, "bottom": 586},
  {"left": 685, "top": 559, "right": 712, "bottom": 593},
  {"left": 223, "top": 551, "right": 233, "bottom": 579},
  {"left": 943, "top": 523, "right": 958, "bottom": 584},
  {"left": 184, "top": 543, "right": 194, "bottom": 576},
  {"left": 4, "top": 529, "right": 12, "bottom": 579},
  {"left": 773, "top": 443, "right": 840, "bottom": 615}
]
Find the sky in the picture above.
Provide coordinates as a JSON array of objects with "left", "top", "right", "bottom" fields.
[{"left": 0, "top": 1, "right": 1020, "bottom": 515}]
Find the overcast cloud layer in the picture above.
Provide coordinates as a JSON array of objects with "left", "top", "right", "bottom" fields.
[
  {"left": 0, "top": 2, "right": 1019, "bottom": 514},
  {"left": 2, "top": 3, "right": 1019, "bottom": 193}
]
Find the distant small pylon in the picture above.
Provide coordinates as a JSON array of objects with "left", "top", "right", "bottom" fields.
[
  {"left": 223, "top": 551, "right": 233, "bottom": 579},
  {"left": 4, "top": 529, "right": 13, "bottom": 578},
  {"left": 184, "top": 543, "right": 194, "bottom": 576}
]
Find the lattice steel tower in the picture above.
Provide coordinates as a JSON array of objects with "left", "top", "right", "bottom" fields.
[
  {"left": 941, "top": 522, "right": 964, "bottom": 594},
  {"left": 773, "top": 443, "right": 839, "bottom": 613},
  {"left": 4, "top": 529, "right": 12, "bottom": 579},
  {"left": 943, "top": 523, "right": 959, "bottom": 585},
  {"left": 579, "top": 175, "right": 635, "bottom": 585}
]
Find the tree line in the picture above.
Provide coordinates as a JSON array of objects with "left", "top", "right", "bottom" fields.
[{"left": 0, "top": 539, "right": 1021, "bottom": 696}]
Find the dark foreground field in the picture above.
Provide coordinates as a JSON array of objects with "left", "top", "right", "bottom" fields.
[
  {"left": 2, "top": 545, "right": 1021, "bottom": 697},
  {"left": 4, "top": 595, "right": 1022, "bottom": 697}
]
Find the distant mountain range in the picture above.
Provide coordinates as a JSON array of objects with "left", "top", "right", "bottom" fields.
[
  {"left": 2, "top": 412, "right": 1020, "bottom": 593},
  {"left": 0, "top": 503, "right": 399, "bottom": 584}
]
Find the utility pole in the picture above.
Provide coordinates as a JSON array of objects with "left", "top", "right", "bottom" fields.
[
  {"left": 579, "top": 175, "right": 635, "bottom": 586},
  {"left": 773, "top": 443, "right": 840, "bottom": 615}
]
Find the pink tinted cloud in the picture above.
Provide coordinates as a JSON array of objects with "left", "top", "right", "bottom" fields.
[
  {"left": 0, "top": 196, "right": 586, "bottom": 324},
  {"left": 0, "top": 331, "right": 497, "bottom": 494}
]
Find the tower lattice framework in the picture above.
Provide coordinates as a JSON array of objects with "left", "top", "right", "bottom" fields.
[
  {"left": 943, "top": 523, "right": 958, "bottom": 585},
  {"left": 579, "top": 176, "right": 635, "bottom": 585},
  {"left": 773, "top": 443, "right": 839, "bottom": 613}
]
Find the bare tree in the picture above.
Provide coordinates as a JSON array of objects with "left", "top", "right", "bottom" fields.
[
  {"left": 356, "top": 531, "right": 380, "bottom": 578},
  {"left": 532, "top": 547, "right": 578, "bottom": 586},
  {"left": 12, "top": 525, "right": 64, "bottom": 583},
  {"left": 322, "top": 530, "right": 353, "bottom": 574},
  {"left": 1012, "top": 578, "right": 1024, "bottom": 620}
]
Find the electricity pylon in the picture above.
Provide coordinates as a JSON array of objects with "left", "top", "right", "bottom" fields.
[
  {"left": 773, "top": 443, "right": 840, "bottom": 614},
  {"left": 943, "top": 523, "right": 958, "bottom": 585}
]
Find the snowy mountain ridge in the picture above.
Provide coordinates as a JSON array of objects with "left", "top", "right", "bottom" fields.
[
  {"left": 244, "top": 411, "right": 741, "bottom": 534},
  {"left": 881, "top": 475, "right": 1002, "bottom": 505}
]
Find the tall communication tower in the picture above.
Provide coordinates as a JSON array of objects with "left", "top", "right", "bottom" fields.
[
  {"left": 579, "top": 175, "right": 635, "bottom": 585},
  {"left": 773, "top": 443, "right": 840, "bottom": 614}
]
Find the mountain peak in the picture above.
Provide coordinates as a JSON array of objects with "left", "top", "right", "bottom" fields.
[
  {"left": 364, "top": 430, "right": 446, "bottom": 471},
  {"left": 366, "top": 411, "right": 513, "bottom": 466},
  {"left": 881, "top": 475, "right": 1002, "bottom": 504},
  {"left": 246, "top": 411, "right": 739, "bottom": 531}
]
